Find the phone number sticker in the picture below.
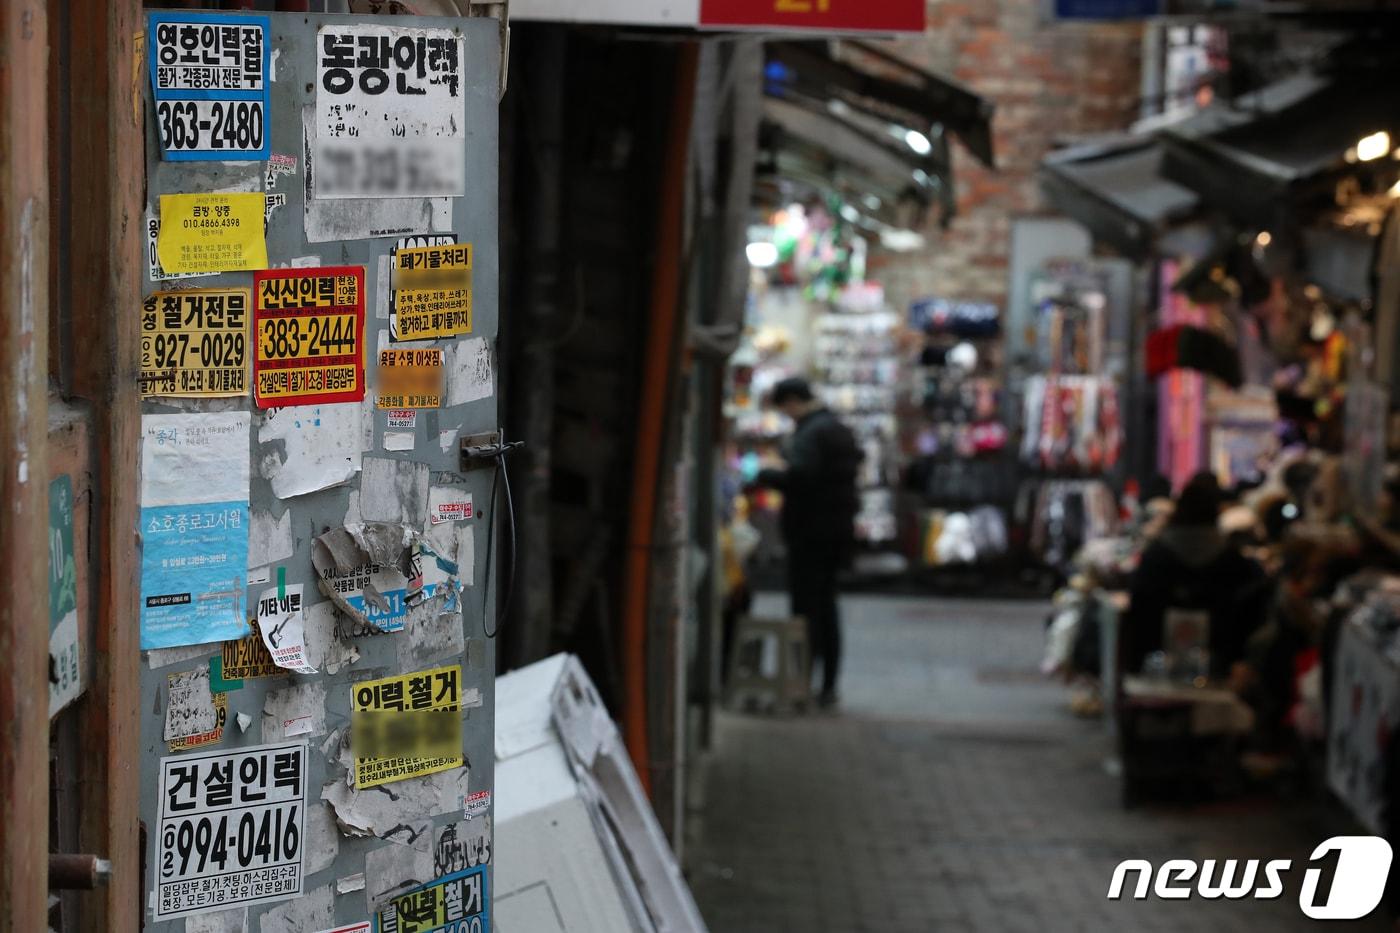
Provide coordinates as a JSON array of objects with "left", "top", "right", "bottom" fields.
[
  {"left": 148, "top": 12, "right": 270, "bottom": 161},
  {"left": 141, "top": 288, "right": 250, "bottom": 398},
  {"left": 253, "top": 266, "right": 366, "bottom": 408},
  {"left": 154, "top": 741, "right": 306, "bottom": 920}
]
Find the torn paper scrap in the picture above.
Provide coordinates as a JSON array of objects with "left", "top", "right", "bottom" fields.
[
  {"left": 257, "top": 882, "right": 332, "bottom": 933},
  {"left": 304, "top": 801, "right": 340, "bottom": 876},
  {"left": 435, "top": 816, "right": 491, "bottom": 875},
  {"left": 336, "top": 873, "right": 366, "bottom": 895},
  {"left": 360, "top": 456, "right": 429, "bottom": 526},
  {"left": 311, "top": 523, "right": 462, "bottom": 633},
  {"left": 185, "top": 906, "right": 249, "bottom": 933},
  {"left": 248, "top": 508, "right": 295, "bottom": 567},
  {"left": 444, "top": 337, "right": 493, "bottom": 406},
  {"left": 257, "top": 403, "right": 360, "bottom": 499},
  {"left": 261, "top": 681, "right": 327, "bottom": 743},
  {"left": 255, "top": 584, "right": 317, "bottom": 673},
  {"left": 321, "top": 768, "right": 468, "bottom": 839},
  {"left": 365, "top": 830, "right": 434, "bottom": 914},
  {"left": 383, "top": 432, "right": 416, "bottom": 451},
  {"left": 237, "top": 712, "right": 253, "bottom": 733},
  {"left": 302, "top": 599, "right": 359, "bottom": 675},
  {"left": 147, "top": 642, "right": 222, "bottom": 669},
  {"left": 164, "top": 668, "right": 219, "bottom": 741}
]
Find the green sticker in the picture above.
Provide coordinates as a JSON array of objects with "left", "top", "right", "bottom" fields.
[
  {"left": 209, "top": 655, "right": 244, "bottom": 692},
  {"left": 48, "top": 475, "right": 77, "bottom": 633}
]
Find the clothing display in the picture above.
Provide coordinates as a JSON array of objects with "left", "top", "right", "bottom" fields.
[
  {"left": 1020, "top": 374, "right": 1122, "bottom": 472},
  {"left": 1018, "top": 479, "right": 1119, "bottom": 572}
]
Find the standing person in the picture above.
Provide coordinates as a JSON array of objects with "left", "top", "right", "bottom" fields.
[{"left": 757, "top": 377, "right": 862, "bottom": 708}]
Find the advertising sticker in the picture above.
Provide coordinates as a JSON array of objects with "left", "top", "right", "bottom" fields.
[
  {"left": 156, "top": 192, "right": 269, "bottom": 275},
  {"left": 390, "top": 243, "right": 473, "bottom": 342},
  {"left": 141, "top": 288, "right": 250, "bottom": 398},
  {"left": 140, "top": 412, "right": 250, "bottom": 650},
  {"left": 351, "top": 664, "right": 462, "bottom": 789},
  {"left": 313, "top": 24, "right": 466, "bottom": 199},
  {"left": 253, "top": 265, "right": 366, "bottom": 408},
  {"left": 148, "top": 12, "right": 271, "bottom": 162},
  {"left": 154, "top": 741, "right": 307, "bottom": 920},
  {"left": 375, "top": 864, "right": 489, "bottom": 933},
  {"left": 376, "top": 349, "right": 444, "bottom": 409},
  {"left": 49, "top": 475, "right": 83, "bottom": 716},
  {"left": 254, "top": 584, "right": 317, "bottom": 674},
  {"left": 221, "top": 620, "right": 281, "bottom": 680}
]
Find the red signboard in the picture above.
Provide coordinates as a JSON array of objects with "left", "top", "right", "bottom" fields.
[
  {"left": 699, "top": 0, "right": 925, "bottom": 33},
  {"left": 252, "top": 265, "right": 366, "bottom": 409}
]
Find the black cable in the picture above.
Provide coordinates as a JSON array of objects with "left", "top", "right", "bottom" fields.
[{"left": 479, "top": 440, "right": 522, "bottom": 639}]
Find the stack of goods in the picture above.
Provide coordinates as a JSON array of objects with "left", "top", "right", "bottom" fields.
[
  {"left": 903, "top": 298, "right": 1011, "bottom": 568},
  {"left": 813, "top": 294, "right": 900, "bottom": 546}
]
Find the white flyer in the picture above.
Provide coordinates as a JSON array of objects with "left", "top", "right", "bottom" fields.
[
  {"left": 313, "top": 25, "right": 465, "bottom": 199},
  {"left": 139, "top": 412, "right": 251, "bottom": 650},
  {"left": 255, "top": 584, "right": 317, "bottom": 674},
  {"left": 154, "top": 741, "right": 307, "bottom": 920}
]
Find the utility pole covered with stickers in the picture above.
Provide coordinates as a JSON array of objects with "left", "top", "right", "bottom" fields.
[{"left": 131, "top": 10, "right": 503, "bottom": 933}]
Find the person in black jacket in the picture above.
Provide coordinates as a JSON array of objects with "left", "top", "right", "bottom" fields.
[
  {"left": 1124, "top": 471, "right": 1268, "bottom": 679},
  {"left": 758, "top": 377, "right": 862, "bottom": 708}
]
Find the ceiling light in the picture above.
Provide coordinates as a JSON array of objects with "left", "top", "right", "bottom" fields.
[
  {"left": 1255, "top": 231, "right": 1272, "bottom": 247},
  {"left": 879, "top": 229, "right": 925, "bottom": 252},
  {"left": 1356, "top": 130, "right": 1390, "bottom": 163},
  {"left": 904, "top": 129, "right": 932, "bottom": 156},
  {"left": 746, "top": 242, "right": 778, "bottom": 268}
]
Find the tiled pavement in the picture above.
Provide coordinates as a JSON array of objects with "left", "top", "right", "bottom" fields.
[{"left": 686, "top": 594, "right": 1391, "bottom": 932}]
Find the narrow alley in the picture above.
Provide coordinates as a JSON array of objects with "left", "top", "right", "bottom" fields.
[{"left": 688, "top": 595, "right": 1386, "bottom": 933}]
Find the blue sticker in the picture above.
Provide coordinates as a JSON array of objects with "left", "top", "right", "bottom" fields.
[
  {"left": 139, "top": 412, "right": 251, "bottom": 649},
  {"left": 376, "top": 864, "right": 490, "bottom": 933},
  {"left": 140, "top": 502, "right": 250, "bottom": 649},
  {"left": 148, "top": 12, "right": 271, "bottom": 162}
]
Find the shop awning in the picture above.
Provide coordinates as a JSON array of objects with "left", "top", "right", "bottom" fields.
[
  {"left": 1039, "top": 135, "right": 1200, "bottom": 259},
  {"left": 764, "top": 40, "right": 995, "bottom": 169},
  {"left": 1157, "top": 72, "right": 1400, "bottom": 229}
]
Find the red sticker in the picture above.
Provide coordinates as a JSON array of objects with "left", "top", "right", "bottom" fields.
[{"left": 253, "top": 265, "right": 366, "bottom": 408}]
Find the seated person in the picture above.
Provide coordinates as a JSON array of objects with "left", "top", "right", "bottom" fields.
[
  {"left": 1124, "top": 472, "right": 1268, "bottom": 679},
  {"left": 1232, "top": 537, "right": 1328, "bottom": 750}
]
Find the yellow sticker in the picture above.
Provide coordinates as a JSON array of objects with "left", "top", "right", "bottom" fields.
[
  {"left": 220, "top": 620, "right": 281, "bottom": 680},
  {"left": 376, "top": 348, "right": 444, "bottom": 409},
  {"left": 351, "top": 664, "right": 462, "bottom": 789},
  {"left": 391, "top": 242, "right": 473, "bottom": 341},
  {"left": 140, "top": 288, "right": 250, "bottom": 397},
  {"left": 156, "top": 192, "right": 269, "bottom": 275},
  {"left": 168, "top": 692, "right": 227, "bottom": 753}
]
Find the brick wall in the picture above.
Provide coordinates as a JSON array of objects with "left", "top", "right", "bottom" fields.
[{"left": 873, "top": 2, "right": 1143, "bottom": 311}]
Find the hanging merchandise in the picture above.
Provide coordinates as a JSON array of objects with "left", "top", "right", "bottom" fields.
[
  {"left": 1146, "top": 324, "right": 1244, "bottom": 387},
  {"left": 1020, "top": 375, "right": 1122, "bottom": 473},
  {"left": 812, "top": 290, "right": 902, "bottom": 546},
  {"left": 1019, "top": 479, "right": 1119, "bottom": 573}
]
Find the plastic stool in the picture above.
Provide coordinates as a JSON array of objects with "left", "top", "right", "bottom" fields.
[{"left": 724, "top": 615, "right": 812, "bottom": 713}]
